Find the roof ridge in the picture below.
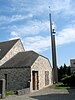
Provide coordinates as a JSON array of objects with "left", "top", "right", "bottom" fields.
[
  {"left": 0, "top": 38, "right": 20, "bottom": 43},
  {"left": 0, "top": 38, "right": 21, "bottom": 59}
]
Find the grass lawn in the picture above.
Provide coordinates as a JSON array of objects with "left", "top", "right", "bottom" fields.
[
  {"left": 54, "top": 83, "right": 70, "bottom": 90},
  {"left": 5, "top": 91, "right": 15, "bottom": 96}
]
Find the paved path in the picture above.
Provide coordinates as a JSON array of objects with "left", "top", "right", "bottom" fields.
[{"left": 1, "top": 86, "right": 75, "bottom": 100}]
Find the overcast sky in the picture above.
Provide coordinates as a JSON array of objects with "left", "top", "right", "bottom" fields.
[{"left": 0, "top": 0, "right": 75, "bottom": 67}]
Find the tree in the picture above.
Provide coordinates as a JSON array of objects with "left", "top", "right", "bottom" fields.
[
  {"left": 63, "top": 63, "right": 67, "bottom": 76},
  {"left": 58, "top": 64, "right": 71, "bottom": 82},
  {"left": 58, "top": 65, "right": 63, "bottom": 81}
]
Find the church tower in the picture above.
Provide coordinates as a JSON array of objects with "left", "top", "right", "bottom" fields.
[{"left": 49, "top": 13, "right": 58, "bottom": 83}]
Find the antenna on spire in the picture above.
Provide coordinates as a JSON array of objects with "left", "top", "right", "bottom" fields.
[
  {"left": 49, "top": 6, "right": 50, "bottom": 11},
  {"left": 49, "top": 6, "right": 52, "bottom": 39}
]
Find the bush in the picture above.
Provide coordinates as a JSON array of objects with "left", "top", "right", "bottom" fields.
[{"left": 61, "top": 74, "right": 75, "bottom": 87}]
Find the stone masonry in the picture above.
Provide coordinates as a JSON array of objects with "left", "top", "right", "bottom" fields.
[
  {"left": 0, "top": 39, "right": 25, "bottom": 66},
  {"left": 0, "top": 67, "right": 31, "bottom": 91},
  {"left": 30, "top": 56, "right": 53, "bottom": 92},
  {"left": 0, "top": 39, "right": 53, "bottom": 93}
]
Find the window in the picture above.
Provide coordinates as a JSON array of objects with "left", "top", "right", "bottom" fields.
[
  {"left": 73, "top": 62, "right": 75, "bottom": 64},
  {"left": 73, "top": 71, "right": 75, "bottom": 74},
  {"left": 5, "top": 74, "right": 7, "bottom": 90},
  {"left": 45, "top": 71, "right": 49, "bottom": 86}
]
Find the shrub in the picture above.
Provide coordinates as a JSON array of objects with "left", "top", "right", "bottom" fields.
[{"left": 61, "top": 74, "right": 75, "bottom": 87}]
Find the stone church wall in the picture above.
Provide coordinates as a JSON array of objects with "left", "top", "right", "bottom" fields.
[
  {"left": 0, "top": 40, "right": 25, "bottom": 66},
  {"left": 31, "top": 56, "right": 53, "bottom": 91},
  {"left": 0, "top": 67, "right": 31, "bottom": 91}
]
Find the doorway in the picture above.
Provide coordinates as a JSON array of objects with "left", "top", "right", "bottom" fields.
[{"left": 32, "top": 71, "right": 39, "bottom": 90}]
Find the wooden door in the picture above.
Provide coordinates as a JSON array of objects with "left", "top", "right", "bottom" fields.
[{"left": 32, "top": 71, "right": 39, "bottom": 90}]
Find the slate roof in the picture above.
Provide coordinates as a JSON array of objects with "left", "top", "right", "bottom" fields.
[
  {"left": 0, "top": 39, "right": 19, "bottom": 60},
  {"left": 0, "top": 51, "right": 39, "bottom": 68}
]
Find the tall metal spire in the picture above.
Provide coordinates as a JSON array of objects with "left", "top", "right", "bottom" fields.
[{"left": 49, "top": 7, "right": 58, "bottom": 83}]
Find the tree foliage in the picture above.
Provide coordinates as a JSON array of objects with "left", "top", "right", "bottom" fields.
[{"left": 58, "top": 64, "right": 71, "bottom": 82}]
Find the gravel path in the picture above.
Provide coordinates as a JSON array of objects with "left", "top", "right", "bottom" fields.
[{"left": 1, "top": 86, "right": 75, "bottom": 100}]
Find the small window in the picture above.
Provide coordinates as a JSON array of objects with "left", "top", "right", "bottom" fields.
[
  {"left": 73, "top": 71, "right": 75, "bottom": 74},
  {"left": 5, "top": 74, "right": 7, "bottom": 90},
  {"left": 45, "top": 71, "right": 49, "bottom": 86},
  {"left": 73, "top": 62, "right": 75, "bottom": 64}
]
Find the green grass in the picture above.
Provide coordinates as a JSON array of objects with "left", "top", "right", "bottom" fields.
[
  {"left": 5, "top": 91, "right": 15, "bottom": 96},
  {"left": 54, "top": 83, "right": 70, "bottom": 90}
]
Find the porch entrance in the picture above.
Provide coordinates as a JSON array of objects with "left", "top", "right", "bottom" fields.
[{"left": 32, "top": 71, "right": 39, "bottom": 90}]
